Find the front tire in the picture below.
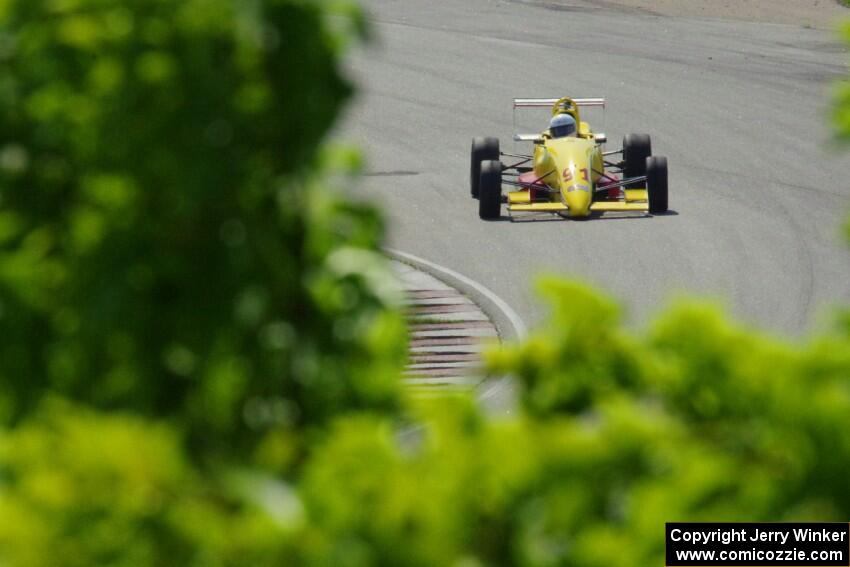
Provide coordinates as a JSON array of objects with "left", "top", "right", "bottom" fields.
[
  {"left": 470, "top": 137, "right": 499, "bottom": 199},
  {"left": 623, "top": 133, "right": 651, "bottom": 188},
  {"left": 646, "top": 156, "right": 668, "bottom": 214},
  {"left": 478, "top": 160, "right": 502, "bottom": 220}
]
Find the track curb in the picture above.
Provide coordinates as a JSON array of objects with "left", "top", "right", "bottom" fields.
[{"left": 385, "top": 248, "right": 527, "bottom": 414}]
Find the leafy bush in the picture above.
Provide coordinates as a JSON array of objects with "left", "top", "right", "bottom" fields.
[
  {"left": 0, "top": 0, "right": 405, "bottom": 563},
  {"left": 296, "top": 281, "right": 850, "bottom": 567},
  {"left": 0, "top": 0, "right": 406, "bottom": 451}
]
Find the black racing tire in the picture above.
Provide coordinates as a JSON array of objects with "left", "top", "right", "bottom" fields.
[
  {"left": 623, "top": 133, "right": 652, "bottom": 189},
  {"left": 478, "top": 160, "right": 502, "bottom": 220},
  {"left": 470, "top": 137, "right": 499, "bottom": 199},
  {"left": 646, "top": 156, "right": 668, "bottom": 214}
]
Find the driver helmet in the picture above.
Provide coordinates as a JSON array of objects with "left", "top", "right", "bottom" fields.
[{"left": 549, "top": 114, "right": 577, "bottom": 138}]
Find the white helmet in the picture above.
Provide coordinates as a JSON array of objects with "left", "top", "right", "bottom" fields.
[{"left": 549, "top": 114, "right": 577, "bottom": 138}]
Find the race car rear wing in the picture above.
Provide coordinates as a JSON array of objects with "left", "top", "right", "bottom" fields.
[
  {"left": 513, "top": 98, "right": 606, "bottom": 109},
  {"left": 513, "top": 97, "right": 606, "bottom": 142}
]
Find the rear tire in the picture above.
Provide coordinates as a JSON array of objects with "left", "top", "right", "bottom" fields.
[
  {"left": 470, "top": 137, "right": 499, "bottom": 199},
  {"left": 623, "top": 133, "right": 651, "bottom": 188},
  {"left": 478, "top": 160, "right": 502, "bottom": 220},
  {"left": 646, "top": 156, "right": 668, "bottom": 214}
]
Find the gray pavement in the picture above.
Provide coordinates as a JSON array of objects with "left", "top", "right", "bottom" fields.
[{"left": 342, "top": 0, "right": 850, "bottom": 335}]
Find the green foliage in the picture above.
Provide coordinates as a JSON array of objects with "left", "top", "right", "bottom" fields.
[
  {"left": 487, "top": 278, "right": 645, "bottom": 416},
  {"left": 0, "top": 0, "right": 406, "bottom": 454},
  {"left": 0, "top": 399, "right": 299, "bottom": 566},
  {"left": 297, "top": 288, "right": 850, "bottom": 567},
  {"left": 0, "top": 0, "right": 407, "bottom": 562}
]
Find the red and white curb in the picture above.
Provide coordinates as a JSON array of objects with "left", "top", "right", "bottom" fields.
[
  {"left": 385, "top": 248, "right": 528, "bottom": 410},
  {"left": 392, "top": 261, "right": 498, "bottom": 391}
]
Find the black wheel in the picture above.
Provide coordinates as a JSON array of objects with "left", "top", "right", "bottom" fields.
[
  {"left": 622, "top": 133, "right": 651, "bottom": 189},
  {"left": 470, "top": 137, "right": 499, "bottom": 199},
  {"left": 646, "top": 156, "right": 668, "bottom": 214},
  {"left": 478, "top": 160, "right": 502, "bottom": 220}
]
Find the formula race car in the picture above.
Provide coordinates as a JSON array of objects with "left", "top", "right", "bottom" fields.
[{"left": 470, "top": 96, "right": 668, "bottom": 220}]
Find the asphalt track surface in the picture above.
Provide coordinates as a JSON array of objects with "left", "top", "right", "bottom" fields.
[{"left": 340, "top": 0, "right": 850, "bottom": 335}]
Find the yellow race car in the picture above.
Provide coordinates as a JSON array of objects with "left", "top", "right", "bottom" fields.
[{"left": 470, "top": 97, "right": 668, "bottom": 220}]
